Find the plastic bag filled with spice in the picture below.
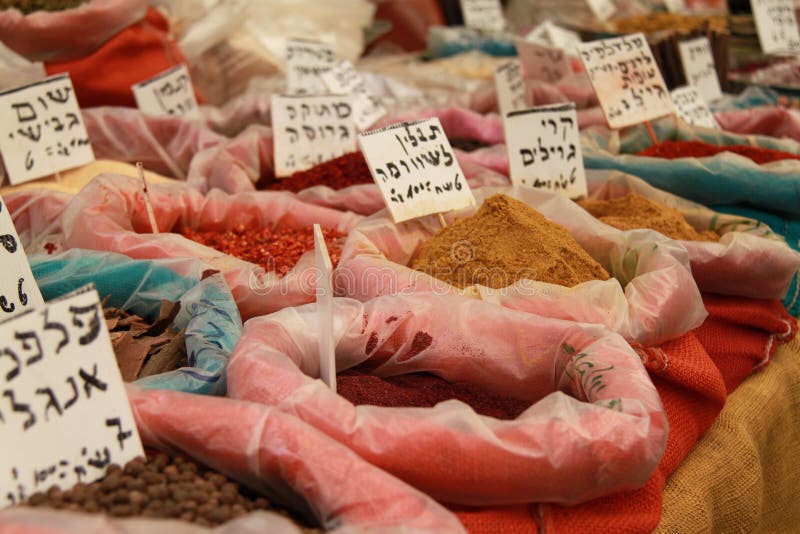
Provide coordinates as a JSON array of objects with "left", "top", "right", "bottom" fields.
[
  {"left": 30, "top": 249, "right": 242, "bottom": 394},
  {"left": 2, "top": 187, "right": 71, "bottom": 254},
  {"left": 226, "top": 293, "right": 668, "bottom": 505},
  {"left": 336, "top": 186, "right": 706, "bottom": 347},
  {"left": 60, "top": 174, "right": 362, "bottom": 319},
  {"left": 582, "top": 170, "right": 800, "bottom": 299},
  {"left": 581, "top": 116, "right": 800, "bottom": 217},
  {"left": 714, "top": 106, "right": 800, "bottom": 144}
]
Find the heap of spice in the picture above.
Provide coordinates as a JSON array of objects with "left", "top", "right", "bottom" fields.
[
  {"left": 260, "top": 152, "right": 374, "bottom": 192},
  {"left": 636, "top": 140, "right": 800, "bottom": 165},
  {"left": 337, "top": 370, "right": 530, "bottom": 420},
  {"left": 22, "top": 452, "right": 319, "bottom": 530},
  {"left": 411, "top": 194, "right": 610, "bottom": 288},
  {"left": 0, "top": 0, "right": 87, "bottom": 13},
  {"left": 448, "top": 138, "right": 490, "bottom": 152},
  {"left": 578, "top": 193, "right": 720, "bottom": 242},
  {"left": 104, "top": 299, "right": 188, "bottom": 382},
  {"left": 182, "top": 225, "right": 346, "bottom": 276}
]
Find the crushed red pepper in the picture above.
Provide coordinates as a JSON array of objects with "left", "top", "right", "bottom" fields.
[
  {"left": 260, "top": 152, "right": 374, "bottom": 192},
  {"left": 182, "top": 224, "right": 346, "bottom": 276},
  {"left": 336, "top": 370, "right": 530, "bottom": 420},
  {"left": 636, "top": 140, "right": 800, "bottom": 164}
]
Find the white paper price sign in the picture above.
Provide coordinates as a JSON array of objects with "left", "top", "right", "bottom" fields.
[
  {"left": 132, "top": 64, "right": 199, "bottom": 119},
  {"left": 526, "top": 21, "right": 582, "bottom": 56},
  {"left": 0, "top": 195, "right": 44, "bottom": 319},
  {"left": 313, "top": 224, "right": 335, "bottom": 392},
  {"left": 359, "top": 118, "right": 475, "bottom": 223},
  {"left": 272, "top": 95, "right": 357, "bottom": 177},
  {"left": 751, "top": 0, "right": 800, "bottom": 55},
  {"left": 504, "top": 103, "right": 587, "bottom": 198},
  {"left": 460, "top": 0, "right": 505, "bottom": 32},
  {"left": 286, "top": 39, "right": 336, "bottom": 96},
  {"left": 678, "top": 37, "right": 722, "bottom": 103},
  {"left": 0, "top": 284, "right": 144, "bottom": 508},
  {"left": 671, "top": 86, "right": 718, "bottom": 130},
  {"left": 578, "top": 33, "right": 674, "bottom": 129},
  {"left": 517, "top": 40, "right": 572, "bottom": 84},
  {"left": 587, "top": 0, "right": 615, "bottom": 21},
  {"left": 663, "top": 0, "right": 685, "bottom": 13},
  {"left": 494, "top": 61, "right": 527, "bottom": 117},
  {"left": 321, "top": 60, "right": 386, "bottom": 131},
  {"left": 0, "top": 74, "right": 94, "bottom": 185}
]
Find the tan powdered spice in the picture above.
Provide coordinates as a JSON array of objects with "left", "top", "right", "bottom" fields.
[
  {"left": 577, "top": 193, "right": 720, "bottom": 242},
  {"left": 411, "top": 194, "right": 610, "bottom": 289}
]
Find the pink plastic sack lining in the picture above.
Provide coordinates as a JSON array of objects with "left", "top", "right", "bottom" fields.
[
  {"left": 714, "top": 106, "right": 800, "bottom": 143},
  {"left": 586, "top": 170, "right": 800, "bottom": 299},
  {"left": 0, "top": 0, "right": 147, "bottom": 62},
  {"left": 336, "top": 186, "right": 706, "bottom": 347},
  {"left": 226, "top": 294, "right": 668, "bottom": 506},
  {"left": 128, "top": 386, "right": 465, "bottom": 533},
  {"left": 3, "top": 188, "right": 71, "bottom": 254},
  {"left": 59, "top": 175, "right": 362, "bottom": 319}
]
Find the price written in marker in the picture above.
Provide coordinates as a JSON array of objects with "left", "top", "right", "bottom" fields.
[
  {"left": 285, "top": 39, "right": 336, "bottom": 96},
  {"left": 320, "top": 60, "right": 386, "bottom": 131},
  {"left": 313, "top": 224, "right": 335, "bottom": 392},
  {"left": 677, "top": 37, "right": 722, "bottom": 103},
  {"left": 359, "top": 118, "right": 476, "bottom": 223},
  {"left": 459, "top": 0, "right": 506, "bottom": 32},
  {"left": 0, "top": 284, "right": 144, "bottom": 508},
  {"left": 751, "top": 0, "right": 800, "bottom": 55},
  {"left": 0, "top": 74, "right": 94, "bottom": 185},
  {"left": 132, "top": 64, "right": 199, "bottom": 119},
  {"left": 671, "top": 86, "right": 718, "bottom": 130},
  {"left": 516, "top": 40, "right": 573, "bottom": 84},
  {"left": 578, "top": 33, "right": 674, "bottom": 129},
  {"left": 271, "top": 94, "right": 357, "bottom": 177},
  {"left": 494, "top": 60, "right": 527, "bottom": 117},
  {"left": 504, "top": 102, "right": 588, "bottom": 198},
  {"left": 0, "top": 195, "right": 44, "bottom": 318}
]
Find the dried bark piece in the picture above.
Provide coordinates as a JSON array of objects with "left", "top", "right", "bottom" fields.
[{"left": 139, "top": 329, "right": 187, "bottom": 379}]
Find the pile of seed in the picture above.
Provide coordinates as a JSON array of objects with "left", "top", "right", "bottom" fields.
[{"left": 23, "top": 453, "right": 319, "bottom": 529}]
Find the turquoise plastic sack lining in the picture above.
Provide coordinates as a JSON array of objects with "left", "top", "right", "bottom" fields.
[
  {"left": 709, "top": 86, "right": 780, "bottom": 112},
  {"left": 581, "top": 117, "right": 800, "bottom": 216},
  {"left": 30, "top": 249, "right": 242, "bottom": 395}
]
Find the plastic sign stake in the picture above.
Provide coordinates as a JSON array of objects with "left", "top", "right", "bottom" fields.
[
  {"left": 313, "top": 224, "right": 336, "bottom": 392},
  {"left": 578, "top": 33, "right": 674, "bottom": 129},
  {"left": 677, "top": 37, "right": 722, "bottom": 103},
  {"left": 132, "top": 64, "right": 199, "bottom": 119},
  {"left": 751, "top": 0, "right": 800, "bottom": 55},
  {"left": 359, "top": 118, "right": 475, "bottom": 223},
  {"left": 285, "top": 39, "right": 336, "bottom": 96},
  {"left": 271, "top": 94, "right": 357, "bottom": 177},
  {"left": 516, "top": 40, "right": 573, "bottom": 84},
  {"left": 0, "top": 195, "right": 44, "bottom": 318},
  {"left": 494, "top": 60, "right": 527, "bottom": 117},
  {"left": 460, "top": 0, "right": 505, "bottom": 32},
  {"left": 320, "top": 60, "right": 386, "bottom": 131},
  {"left": 137, "top": 162, "right": 159, "bottom": 234},
  {"left": 504, "top": 103, "right": 587, "bottom": 198},
  {"left": 671, "top": 86, "right": 718, "bottom": 130},
  {"left": 0, "top": 74, "right": 94, "bottom": 185},
  {"left": 0, "top": 284, "right": 144, "bottom": 508}
]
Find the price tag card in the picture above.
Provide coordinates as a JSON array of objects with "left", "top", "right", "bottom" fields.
[
  {"left": 578, "top": 33, "right": 674, "bottom": 129},
  {"left": 272, "top": 95, "right": 357, "bottom": 177},
  {"left": 751, "top": 0, "right": 800, "bottom": 55},
  {"left": 525, "top": 22, "right": 583, "bottom": 56},
  {"left": 504, "top": 103, "right": 587, "bottom": 198},
  {"left": 0, "top": 284, "right": 144, "bottom": 508},
  {"left": 313, "top": 224, "right": 335, "bottom": 392},
  {"left": 132, "top": 64, "right": 199, "bottom": 119},
  {"left": 587, "top": 0, "right": 615, "bottom": 21},
  {"left": 359, "top": 118, "right": 475, "bottom": 223},
  {"left": 0, "top": 74, "right": 94, "bottom": 185},
  {"left": 671, "top": 86, "right": 718, "bottom": 129},
  {"left": 517, "top": 40, "right": 572, "bottom": 84},
  {"left": 460, "top": 0, "right": 505, "bottom": 32},
  {"left": 285, "top": 39, "right": 336, "bottom": 96},
  {"left": 320, "top": 60, "right": 386, "bottom": 131},
  {"left": 663, "top": 0, "right": 685, "bottom": 12},
  {"left": 0, "top": 195, "right": 44, "bottom": 319},
  {"left": 678, "top": 37, "right": 722, "bottom": 103},
  {"left": 494, "top": 60, "right": 527, "bottom": 117}
]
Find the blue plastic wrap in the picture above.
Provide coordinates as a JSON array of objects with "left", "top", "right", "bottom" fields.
[
  {"left": 426, "top": 26, "right": 517, "bottom": 58},
  {"left": 30, "top": 249, "right": 242, "bottom": 395},
  {"left": 709, "top": 86, "right": 780, "bottom": 112}
]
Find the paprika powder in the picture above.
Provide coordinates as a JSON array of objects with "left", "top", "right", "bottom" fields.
[
  {"left": 260, "top": 152, "right": 374, "bottom": 193},
  {"left": 637, "top": 140, "right": 800, "bottom": 164}
]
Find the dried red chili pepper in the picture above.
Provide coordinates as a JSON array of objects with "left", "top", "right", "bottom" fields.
[
  {"left": 182, "top": 224, "right": 346, "bottom": 276},
  {"left": 259, "top": 152, "right": 375, "bottom": 192},
  {"left": 637, "top": 140, "right": 800, "bottom": 164}
]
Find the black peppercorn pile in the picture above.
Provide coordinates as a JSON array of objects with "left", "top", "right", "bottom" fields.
[{"left": 23, "top": 452, "right": 320, "bottom": 529}]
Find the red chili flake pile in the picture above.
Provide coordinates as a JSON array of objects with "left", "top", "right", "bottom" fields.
[
  {"left": 636, "top": 140, "right": 800, "bottom": 164},
  {"left": 182, "top": 224, "right": 346, "bottom": 276},
  {"left": 336, "top": 370, "right": 530, "bottom": 420},
  {"left": 261, "top": 152, "right": 374, "bottom": 192}
]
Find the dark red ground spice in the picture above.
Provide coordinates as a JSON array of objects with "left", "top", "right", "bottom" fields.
[
  {"left": 449, "top": 138, "right": 490, "bottom": 152},
  {"left": 636, "top": 140, "right": 800, "bottom": 164},
  {"left": 43, "top": 242, "right": 58, "bottom": 255},
  {"left": 365, "top": 332, "right": 379, "bottom": 355},
  {"left": 260, "top": 152, "right": 374, "bottom": 192},
  {"left": 182, "top": 224, "right": 345, "bottom": 276},
  {"left": 397, "top": 331, "right": 433, "bottom": 362},
  {"left": 336, "top": 370, "right": 530, "bottom": 420}
]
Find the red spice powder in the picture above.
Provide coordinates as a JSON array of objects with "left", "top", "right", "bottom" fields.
[
  {"left": 182, "top": 224, "right": 345, "bottom": 275},
  {"left": 637, "top": 140, "right": 800, "bottom": 164},
  {"left": 397, "top": 331, "right": 433, "bottom": 362},
  {"left": 336, "top": 370, "right": 530, "bottom": 420},
  {"left": 261, "top": 152, "right": 374, "bottom": 192}
]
